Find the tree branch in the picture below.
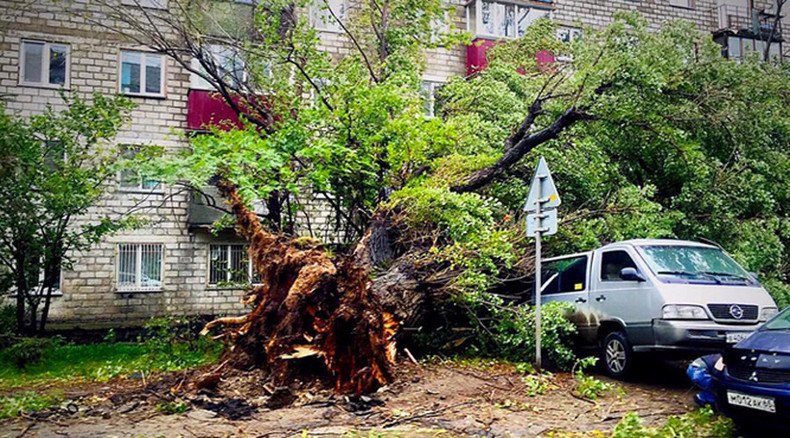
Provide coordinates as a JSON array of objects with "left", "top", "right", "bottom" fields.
[{"left": 451, "top": 107, "right": 593, "bottom": 193}]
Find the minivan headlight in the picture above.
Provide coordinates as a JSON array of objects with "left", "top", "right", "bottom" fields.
[
  {"left": 662, "top": 304, "right": 709, "bottom": 320},
  {"left": 760, "top": 307, "right": 778, "bottom": 321}
]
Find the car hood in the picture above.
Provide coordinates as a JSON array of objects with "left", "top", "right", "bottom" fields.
[
  {"left": 736, "top": 329, "right": 790, "bottom": 354},
  {"left": 654, "top": 283, "right": 777, "bottom": 308}
]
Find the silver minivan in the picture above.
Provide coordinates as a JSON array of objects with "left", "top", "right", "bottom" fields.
[{"left": 540, "top": 239, "right": 779, "bottom": 378}]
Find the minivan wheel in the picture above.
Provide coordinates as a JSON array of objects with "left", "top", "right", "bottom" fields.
[{"left": 601, "top": 331, "right": 632, "bottom": 379}]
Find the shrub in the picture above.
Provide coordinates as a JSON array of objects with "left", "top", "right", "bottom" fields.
[
  {"left": 5, "top": 337, "right": 61, "bottom": 369},
  {"left": 140, "top": 316, "right": 222, "bottom": 371},
  {"left": 483, "top": 301, "right": 578, "bottom": 370},
  {"left": 0, "top": 304, "right": 15, "bottom": 337},
  {"left": 572, "top": 357, "right": 619, "bottom": 400},
  {"left": 764, "top": 277, "right": 790, "bottom": 309}
]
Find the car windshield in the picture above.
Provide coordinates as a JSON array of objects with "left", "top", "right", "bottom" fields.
[
  {"left": 637, "top": 245, "right": 753, "bottom": 284},
  {"left": 764, "top": 307, "right": 790, "bottom": 331}
]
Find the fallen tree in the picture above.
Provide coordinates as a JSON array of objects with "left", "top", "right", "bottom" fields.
[{"left": 81, "top": 2, "right": 790, "bottom": 394}]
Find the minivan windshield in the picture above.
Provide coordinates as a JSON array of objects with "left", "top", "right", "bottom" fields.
[{"left": 637, "top": 245, "right": 753, "bottom": 284}]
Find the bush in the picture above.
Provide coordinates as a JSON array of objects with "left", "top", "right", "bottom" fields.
[
  {"left": 0, "top": 304, "right": 15, "bottom": 337},
  {"left": 573, "top": 357, "right": 619, "bottom": 400},
  {"left": 5, "top": 337, "right": 62, "bottom": 369},
  {"left": 140, "top": 316, "right": 222, "bottom": 371},
  {"left": 764, "top": 277, "right": 790, "bottom": 309},
  {"left": 467, "top": 301, "right": 578, "bottom": 370}
]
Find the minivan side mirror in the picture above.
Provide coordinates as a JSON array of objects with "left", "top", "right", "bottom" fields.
[{"left": 620, "top": 267, "right": 646, "bottom": 282}]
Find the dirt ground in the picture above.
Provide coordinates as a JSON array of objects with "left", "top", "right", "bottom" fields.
[{"left": 0, "top": 360, "right": 697, "bottom": 438}]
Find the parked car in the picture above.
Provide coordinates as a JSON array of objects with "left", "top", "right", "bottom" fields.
[
  {"left": 688, "top": 306, "right": 790, "bottom": 431},
  {"left": 538, "top": 239, "right": 778, "bottom": 378}
]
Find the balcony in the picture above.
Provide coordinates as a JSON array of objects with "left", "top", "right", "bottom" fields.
[
  {"left": 464, "top": 0, "right": 554, "bottom": 74},
  {"left": 714, "top": 4, "right": 783, "bottom": 40},
  {"left": 186, "top": 89, "right": 246, "bottom": 131},
  {"left": 187, "top": 186, "right": 268, "bottom": 229}
]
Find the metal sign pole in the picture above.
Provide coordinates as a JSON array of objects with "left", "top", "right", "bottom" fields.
[
  {"left": 535, "top": 174, "right": 543, "bottom": 370},
  {"left": 524, "top": 156, "right": 560, "bottom": 371}
]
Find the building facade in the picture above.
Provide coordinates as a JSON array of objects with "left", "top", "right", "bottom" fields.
[{"left": 0, "top": 0, "right": 784, "bottom": 328}]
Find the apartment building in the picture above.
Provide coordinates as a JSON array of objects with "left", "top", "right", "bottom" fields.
[{"left": 0, "top": 0, "right": 783, "bottom": 328}]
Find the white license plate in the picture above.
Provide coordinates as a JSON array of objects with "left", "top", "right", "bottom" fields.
[
  {"left": 726, "top": 332, "right": 751, "bottom": 343},
  {"left": 726, "top": 391, "right": 776, "bottom": 413}
]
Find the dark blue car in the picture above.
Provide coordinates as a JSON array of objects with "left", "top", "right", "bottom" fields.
[{"left": 689, "top": 306, "right": 790, "bottom": 430}]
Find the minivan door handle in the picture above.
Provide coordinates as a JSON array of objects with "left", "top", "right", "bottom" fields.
[
  {"left": 575, "top": 297, "right": 587, "bottom": 303},
  {"left": 595, "top": 294, "right": 606, "bottom": 302}
]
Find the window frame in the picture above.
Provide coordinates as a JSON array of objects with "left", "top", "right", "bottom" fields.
[
  {"left": 599, "top": 250, "right": 638, "bottom": 282},
  {"left": 189, "top": 45, "right": 250, "bottom": 91},
  {"left": 120, "top": 0, "right": 169, "bottom": 10},
  {"left": 668, "top": 0, "right": 694, "bottom": 9},
  {"left": 541, "top": 253, "right": 590, "bottom": 295},
  {"left": 467, "top": 0, "right": 553, "bottom": 40},
  {"left": 115, "top": 243, "right": 164, "bottom": 292},
  {"left": 118, "top": 49, "right": 166, "bottom": 98},
  {"left": 310, "top": 0, "right": 348, "bottom": 33},
  {"left": 421, "top": 80, "right": 443, "bottom": 118},
  {"left": 19, "top": 39, "right": 71, "bottom": 89},
  {"left": 207, "top": 243, "right": 261, "bottom": 287},
  {"left": 117, "top": 146, "right": 164, "bottom": 194}
]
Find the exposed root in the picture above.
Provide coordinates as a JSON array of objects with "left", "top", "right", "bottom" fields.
[{"left": 201, "top": 179, "right": 397, "bottom": 395}]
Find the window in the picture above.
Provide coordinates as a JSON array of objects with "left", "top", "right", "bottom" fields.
[
  {"left": 468, "top": 1, "right": 551, "bottom": 39},
  {"left": 38, "top": 262, "right": 62, "bottom": 295},
  {"left": 421, "top": 81, "right": 443, "bottom": 118},
  {"left": 208, "top": 244, "right": 261, "bottom": 286},
  {"left": 20, "top": 40, "right": 69, "bottom": 87},
  {"left": 120, "top": 50, "right": 165, "bottom": 97},
  {"left": 600, "top": 251, "right": 638, "bottom": 281},
  {"left": 121, "top": 0, "right": 168, "bottom": 9},
  {"left": 668, "top": 0, "right": 693, "bottom": 8},
  {"left": 118, "top": 147, "right": 161, "bottom": 192},
  {"left": 311, "top": 0, "right": 347, "bottom": 32},
  {"left": 556, "top": 27, "right": 582, "bottom": 43},
  {"left": 8, "top": 259, "right": 62, "bottom": 296},
  {"left": 727, "top": 36, "right": 742, "bottom": 59},
  {"left": 43, "top": 141, "right": 66, "bottom": 171},
  {"left": 637, "top": 245, "right": 751, "bottom": 283},
  {"left": 117, "top": 243, "right": 163, "bottom": 291},
  {"left": 542, "top": 255, "right": 588, "bottom": 294},
  {"left": 190, "top": 45, "right": 249, "bottom": 91}
]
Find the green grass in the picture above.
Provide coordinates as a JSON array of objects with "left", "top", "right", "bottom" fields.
[
  {"left": 0, "top": 338, "right": 221, "bottom": 389},
  {"left": 0, "top": 390, "right": 64, "bottom": 419}
]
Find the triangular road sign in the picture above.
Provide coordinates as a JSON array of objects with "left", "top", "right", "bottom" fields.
[{"left": 523, "top": 156, "right": 560, "bottom": 212}]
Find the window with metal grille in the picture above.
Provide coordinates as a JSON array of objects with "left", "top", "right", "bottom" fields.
[
  {"left": 208, "top": 244, "right": 261, "bottom": 286},
  {"left": 117, "top": 243, "right": 163, "bottom": 291}
]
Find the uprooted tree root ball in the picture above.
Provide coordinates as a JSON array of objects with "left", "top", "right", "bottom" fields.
[{"left": 200, "top": 180, "right": 397, "bottom": 394}]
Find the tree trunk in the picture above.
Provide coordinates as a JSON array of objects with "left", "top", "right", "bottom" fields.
[
  {"left": 13, "top": 247, "right": 27, "bottom": 335},
  {"left": 201, "top": 180, "right": 399, "bottom": 394}
]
